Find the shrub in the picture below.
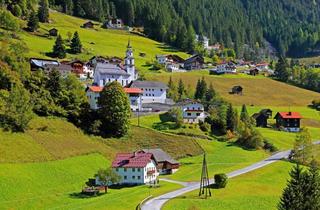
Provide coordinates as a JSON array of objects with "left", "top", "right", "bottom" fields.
[
  {"left": 263, "top": 140, "right": 278, "bottom": 152},
  {"left": 199, "top": 121, "right": 210, "bottom": 132},
  {"left": 214, "top": 173, "right": 228, "bottom": 188}
]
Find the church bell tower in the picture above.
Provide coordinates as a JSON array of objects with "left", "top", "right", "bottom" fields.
[{"left": 124, "top": 40, "right": 136, "bottom": 82}]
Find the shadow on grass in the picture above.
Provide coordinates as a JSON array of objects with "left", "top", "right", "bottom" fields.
[
  {"left": 69, "top": 192, "right": 105, "bottom": 199},
  {"left": 156, "top": 43, "right": 181, "bottom": 53}
]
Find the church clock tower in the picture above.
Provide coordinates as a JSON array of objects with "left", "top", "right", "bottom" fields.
[{"left": 124, "top": 40, "right": 136, "bottom": 82}]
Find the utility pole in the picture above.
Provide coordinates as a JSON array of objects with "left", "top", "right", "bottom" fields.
[{"left": 199, "top": 153, "right": 211, "bottom": 199}]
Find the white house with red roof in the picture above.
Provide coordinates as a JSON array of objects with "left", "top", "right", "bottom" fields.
[
  {"left": 182, "top": 102, "right": 205, "bottom": 124},
  {"left": 274, "top": 112, "right": 302, "bottom": 132},
  {"left": 86, "top": 86, "right": 143, "bottom": 111},
  {"left": 109, "top": 152, "right": 159, "bottom": 185}
]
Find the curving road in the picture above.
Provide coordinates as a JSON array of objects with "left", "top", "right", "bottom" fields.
[{"left": 142, "top": 141, "right": 320, "bottom": 210}]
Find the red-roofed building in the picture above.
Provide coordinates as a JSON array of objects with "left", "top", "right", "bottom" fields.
[
  {"left": 274, "top": 112, "right": 302, "bottom": 132},
  {"left": 108, "top": 152, "right": 158, "bottom": 185},
  {"left": 86, "top": 85, "right": 143, "bottom": 111}
]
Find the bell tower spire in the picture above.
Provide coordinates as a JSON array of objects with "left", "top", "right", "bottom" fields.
[{"left": 124, "top": 40, "right": 136, "bottom": 82}]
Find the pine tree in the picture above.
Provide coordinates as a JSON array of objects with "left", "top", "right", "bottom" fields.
[
  {"left": 194, "top": 79, "right": 202, "bottom": 100},
  {"left": 38, "top": 0, "right": 49, "bottom": 23},
  {"left": 70, "top": 31, "right": 82, "bottom": 54},
  {"left": 240, "top": 104, "right": 251, "bottom": 124},
  {"left": 278, "top": 165, "right": 307, "bottom": 210},
  {"left": 98, "top": 81, "right": 131, "bottom": 137},
  {"left": 205, "top": 83, "right": 216, "bottom": 102},
  {"left": 167, "top": 76, "right": 177, "bottom": 101},
  {"left": 226, "top": 103, "right": 238, "bottom": 132},
  {"left": 177, "top": 79, "right": 185, "bottom": 100},
  {"left": 46, "top": 69, "right": 61, "bottom": 99},
  {"left": 27, "top": 10, "right": 39, "bottom": 32},
  {"left": 275, "top": 56, "right": 290, "bottom": 82},
  {"left": 303, "top": 160, "right": 320, "bottom": 210},
  {"left": 52, "top": 35, "right": 66, "bottom": 58}
]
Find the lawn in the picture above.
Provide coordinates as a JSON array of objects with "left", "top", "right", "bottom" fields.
[
  {"left": 163, "top": 161, "right": 293, "bottom": 210},
  {"left": 0, "top": 117, "right": 203, "bottom": 163},
  {"left": 13, "top": 11, "right": 189, "bottom": 74},
  {"left": 0, "top": 154, "right": 182, "bottom": 210},
  {"left": 166, "top": 139, "right": 268, "bottom": 182},
  {"left": 146, "top": 71, "right": 320, "bottom": 106}
]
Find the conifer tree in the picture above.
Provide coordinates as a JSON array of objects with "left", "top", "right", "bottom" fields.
[
  {"left": 205, "top": 83, "right": 216, "bottom": 102},
  {"left": 52, "top": 35, "right": 66, "bottom": 59},
  {"left": 177, "top": 79, "right": 185, "bottom": 100},
  {"left": 240, "top": 104, "right": 251, "bottom": 124},
  {"left": 303, "top": 160, "right": 320, "bottom": 210},
  {"left": 167, "top": 76, "right": 177, "bottom": 101},
  {"left": 27, "top": 10, "right": 39, "bottom": 32},
  {"left": 278, "top": 164, "right": 305, "bottom": 210},
  {"left": 291, "top": 128, "right": 313, "bottom": 165},
  {"left": 226, "top": 103, "right": 238, "bottom": 132},
  {"left": 194, "top": 79, "right": 202, "bottom": 100},
  {"left": 38, "top": 0, "right": 49, "bottom": 23},
  {"left": 70, "top": 31, "right": 82, "bottom": 54}
]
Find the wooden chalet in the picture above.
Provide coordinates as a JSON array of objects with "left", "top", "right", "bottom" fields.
[
  {"left": 274, "top": 112, "right": 302, "bottom": 132},
  {"left": 230, "top": 86, "right": 243, "bottom": 95},
  {"left": 83, "top": 21, "right": 94, "bottom": 29},
  {"left": 184, "top": 54, "right": 204, "bottom": 70},
  {"left": 249, "top": 68, "right": 259, "bottom": 76},
  {"left": 49, "top": 28, "right": 58, "bottom": 36},
  {"left": 252, "top": 109, "right": 272, "bottom": 127}
]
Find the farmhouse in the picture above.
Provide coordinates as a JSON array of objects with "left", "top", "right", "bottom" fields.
[
  {"left": 210, "top": 62, "right": 237, "bottom": 74},
  {"left": 86, "top": 86, "right": 143, "bottom": 111},
  {"left": 249, "top": 68, "right": 259, "bottom": 76},
  {"left": 140, "top": 149, "right": 179, "bottom": 175},
  {"left": 252, "top": 109, "right": 272, "bottom": 127},
  {"left": 103, "top": 18, "right": 124, "bottom": 29},
  {"left": 184, "top": 54, "right": 204, "bottom": 70},
  {"left": 181, "top": 101, "right": 205, "bottom": 124},
  {"left": 156, "top": 55, "right": 167, "bottom": 65},
  {"left": 274, "top": 112, "right": 302, "bottom": 132},
  {"left": 129, "top": 81, "right": 168, "bottom": 104},
  {"left": 30, "top": 58, "right": 59, "bottom": 71},
  {"left": 230, "top": 86, "right": 243, "bottom": 95},
  {"left": 43, "top": 63, "right": 73, "bottom": 77},
  {"left": 48, "top": 28, "right": 58, "bottom": 36},
  {"left": 93, "top": 42, "right": 137, "bottom": 87},
  {"left": 83, "top": 21, "right": 94, "bottom": 28},
  {"left": 109, "top": 152, "right": 159, "bottom": 185}
]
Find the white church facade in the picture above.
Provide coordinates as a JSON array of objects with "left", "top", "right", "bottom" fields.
[{"left": 93, "top": 41, "right": 138, "bottom": 87}]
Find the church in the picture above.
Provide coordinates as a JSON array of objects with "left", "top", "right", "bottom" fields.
[{"left": 93, "top": 41, "right": 138, "bottom": 87}]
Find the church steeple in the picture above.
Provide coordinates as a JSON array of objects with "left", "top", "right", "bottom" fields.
[{"left": 124, "top": 41, "right": 136, "bottom": 81}]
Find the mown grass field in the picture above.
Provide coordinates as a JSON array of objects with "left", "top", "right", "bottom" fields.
[
  {"left": 11, "top": 11, "right": 188, "bottom": 74},
  {"left": 146, "top": 71, "right": 320, "bottom": 106},
  {"left": 0, "top": 154, "right": 182, "bottom": 210},
  {"left": 166, "top": 139, "right": 268, "bottom": 182},
  {"left": 164, "top": 161, "right": 293, "bottom": 210}
]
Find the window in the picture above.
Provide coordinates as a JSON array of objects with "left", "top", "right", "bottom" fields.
[
  {"left": 152, "top": 89, "right": 154, "bottom": 91},
  {"left": 160, "top": 89, "right": 163, "bottom": 91},
  {"left": 196, "top": 113, "right": 200, "bottom": 116},
  {"left": 187, "top": 113, "right": 191, "bottom": 116},
  {"left": 141, "top": 88, "right": 143, "bottom": 91},
  {"left": 137, "top": 168, "right": 141, "bottom": 172},
  {"left": 124, "top": 176, "right": 127, "bottom": 180},
  {"left": 132, "top": 176, "right": 135, "bottom": 179},
  {"left": 124, "top": 168, "right": 127, "bottom": 172},
  {"left": 116, "top": 168, "right": 119, "bottom": 172},
  {"left": 152, "top": 94, "right": 154, "bottom": 96},
  {"left": 138, "top": 176, "right": 141, "bottom": 180},
  {"left": 132, "top": 168, "right": 135, "bottom": 172}
]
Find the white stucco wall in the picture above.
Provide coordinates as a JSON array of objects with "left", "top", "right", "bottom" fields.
[{"left": 140, "top": 87, "right": 167, "bottom": 104}]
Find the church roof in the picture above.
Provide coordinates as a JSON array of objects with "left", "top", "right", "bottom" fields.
[
  {"left": 95, "top": 63, "right": 130, "bottom": 76},
  {"left": 130, "top": 81, "right": 168, "bottom": 89}
]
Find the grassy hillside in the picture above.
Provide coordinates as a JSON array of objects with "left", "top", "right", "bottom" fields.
[
  {"left": 0, "top": 117, "right": 203, "bottom": 163},
  {"left": 164, "top": 161, "right": 293, "bottom": 210},
  {"left": 0, "top": 154, "right": 182, "bottom": 210},
  {"left": 146, "top": 71, "right": 320, "bottom": 106},
  {"left": 12, "top": 11, "right": 188, "bottom": 74}
]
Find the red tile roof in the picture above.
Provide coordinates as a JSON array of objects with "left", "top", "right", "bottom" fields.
[
  {"left": 112, "top": 152, "right": 154, "bottom": 168},
  {"left": 124, "top": 88, "right": 143, "bottom": 94},
  {"left": 277, "top": 112, "right": 302, "bottom": 119},
  {"left": 88, "top": 86, "right": 103, "bottom": 92}
]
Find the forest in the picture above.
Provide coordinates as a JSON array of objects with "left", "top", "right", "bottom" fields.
[{"left": 45, "top": 0, "right": 320, "bottom": 58}]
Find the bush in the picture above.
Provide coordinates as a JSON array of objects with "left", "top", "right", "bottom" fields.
[
  {"left": 214, "top": 173, "right": 228, "bottom": 188},
  {"left": 199, "top": 121, "right": 210, "bottom": 132},
  {"left": 263, "top": 140, "right": 278, "bottom": 152}
]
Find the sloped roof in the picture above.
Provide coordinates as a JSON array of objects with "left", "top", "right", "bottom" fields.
[
  {"left": 142, "top": 149, "right": 179, "bottom": 164},
  {"left": 124, "top": 88, "right": 143, "bottom": 94},
  {"left": 130, "top": 81, "right": 168, "bottom": 89},
  {"left": 112, "top": 152, "right": 154, "bottom": 168},
  {"left": 88, "top": 86, "right": 103, "bottom": 93},
  {"left": 95, "top": 63, "right": 129, "bottom": 76},
  {"left": 275, "top": 112, "right": 302, "bottom": 119}
]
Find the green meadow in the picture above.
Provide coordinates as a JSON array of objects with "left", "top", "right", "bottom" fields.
[{"left": 164, "top": 161, "right": 293, "bottom": 210}]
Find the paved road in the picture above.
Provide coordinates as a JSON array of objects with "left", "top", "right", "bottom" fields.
[{"left": 142, "top": 141, "right": 320, "bottom": 210}]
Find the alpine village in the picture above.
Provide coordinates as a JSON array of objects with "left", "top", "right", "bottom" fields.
[{"left": 0, "top": 1, "right": 320, "bottom": 210}]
